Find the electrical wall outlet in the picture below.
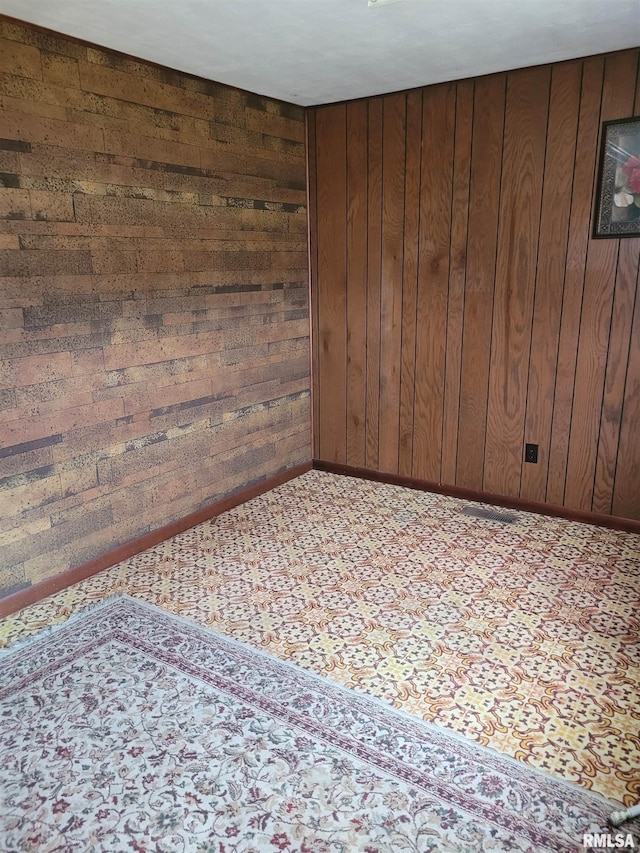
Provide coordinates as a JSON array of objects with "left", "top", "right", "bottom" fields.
[{"left": 525, "top": 443, "right": 538, "bottom": 464}]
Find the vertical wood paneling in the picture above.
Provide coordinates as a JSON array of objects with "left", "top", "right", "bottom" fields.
[
  {"left": 315, "top": 104, "right": 347, "bottom": 463},
  {"left": 564, "top": 52, "right": 638, "bottom": 510},
  {"left": 612, "top": 67, "right": 640, "bottom": 519},
  {"left": 307, "top": 111, "right": 320, "bottom": 458},
  {"left": 612, "top": 260, "right": 640, "bottom": 519},
  {"left": 398, "top": 90, "right": 423, "bottom": 476},
  {"left": 546, "top": 56, "right": 605, "bottom": 506},
  {"left": 483, "top": 66, "right": 550, "bottom": 496},
  {"left": 365, "top": 98, "right": 383, "bottom": 470},
  {"left": 441, "top": 80, "right": 473, "bottom": 485},
  {"left": 593, "top": 238, "right": 640, "bottom": 513},
  {"left": 412, "top": 83, "right": 455, "bottom": 481},
  {"left": 378, "top": 94, "right": 407, "bottom": 472},
  {"left": 310, "top": 47, "right": 640, "bottom": 521},
  {"left": 456, "top": 75, "right": 506, "bottom": 490},
  {"left": 346, "top": 101, "right": 368, "bottom": 466},
  {"left": 520, "top": 62, "right": 582, "bottom": 502}
]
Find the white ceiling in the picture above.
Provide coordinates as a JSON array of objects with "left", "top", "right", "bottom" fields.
[{"left": 1, "top": 0, "right": 639, "bottom": 106}]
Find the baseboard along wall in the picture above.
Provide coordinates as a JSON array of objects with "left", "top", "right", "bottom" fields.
[
  {"left": 313, "top": 460, "right": 640, "bottom": 535},
  {"left": 0, "top": 462, "right": 312, "bottom": 620}
]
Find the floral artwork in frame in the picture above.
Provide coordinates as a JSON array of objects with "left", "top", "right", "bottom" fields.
[{"left": 593, "top": 116, "right": 640, "bottom": 238}]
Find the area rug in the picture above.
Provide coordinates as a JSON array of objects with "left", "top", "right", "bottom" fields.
[{"left": 0, "top": 596, "right": 630, "bottom": 852}]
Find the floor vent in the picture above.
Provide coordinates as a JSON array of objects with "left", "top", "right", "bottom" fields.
[{"left": 460, "top": 506, "right": 518, "bottom": 523}]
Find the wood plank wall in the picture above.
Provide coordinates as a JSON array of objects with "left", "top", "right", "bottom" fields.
[
  {"left": 0, "top": 18, "right": 310, "bottom": 597},
  {"left": 309, "top": 49, "right": 640, "bottom": 521}
]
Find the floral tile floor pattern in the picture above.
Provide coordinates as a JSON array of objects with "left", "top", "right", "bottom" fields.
[{"left": 1, "top": 470, "right": 639, "bottom": 806}]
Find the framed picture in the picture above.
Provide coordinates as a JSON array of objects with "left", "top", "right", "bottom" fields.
[{"left": 593, "top": 116, "right": 640, "bottom": 238}]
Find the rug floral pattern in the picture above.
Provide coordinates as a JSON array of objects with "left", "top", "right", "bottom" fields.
[
  {"left": 0, "top": 596, "right": 627, "bottom": 852},
  {"left": 1, "top": 471, "right": 639, "bottom": 806}
]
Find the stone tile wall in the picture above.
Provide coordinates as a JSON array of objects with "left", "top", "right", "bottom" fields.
[{"left": 0, "top": 18, "right": 311, "bottom": 597}]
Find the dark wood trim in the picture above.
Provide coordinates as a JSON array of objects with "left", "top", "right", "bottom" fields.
[
  {"left": 0, "top": 462, "right": 312, "bottom": 620},
  {"left": 304, "top": 109, "right": 317, "bottom": 457},
  {"left": 313, "top": 459, "right": 640, "bottom": 533}
]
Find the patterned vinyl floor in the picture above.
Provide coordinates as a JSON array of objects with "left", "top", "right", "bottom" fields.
[{"left": 1, "top": 470, "right": 639, "bottom": 805}]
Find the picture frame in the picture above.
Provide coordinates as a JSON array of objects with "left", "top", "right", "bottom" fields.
[{"left": 593, "top": 116, "right": 640, "bottom": 238}]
